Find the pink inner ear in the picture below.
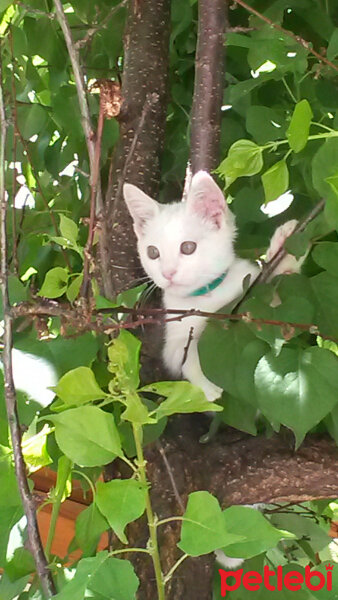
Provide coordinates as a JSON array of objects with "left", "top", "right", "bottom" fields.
[
  {"left": 188, "top": 172, "right": 226, "bottom": 227},
  {"left": 193, "top": 196, "right": 224, "bottom": 227}
]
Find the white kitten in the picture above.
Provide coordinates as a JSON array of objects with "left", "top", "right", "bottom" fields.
[{"left": 123, "top": 172, "right": 299, "bottom": 402}]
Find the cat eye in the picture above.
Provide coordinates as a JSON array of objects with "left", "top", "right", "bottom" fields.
[
  {"left": 147, "top": 245, "right": 160, "bottom": 259},
  {"left": 180, "top": 241, "right": 197, "bottom": 255}
]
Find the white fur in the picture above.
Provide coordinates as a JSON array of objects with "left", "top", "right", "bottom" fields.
[{"left": 124, "top": 172, "right": 299, "bottom": 402}]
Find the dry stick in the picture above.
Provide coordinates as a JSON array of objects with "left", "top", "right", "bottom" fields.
[
  {"left": 0, "top": 54, "right": 56, "bottom": 599},
  {"left": 233, "top": 0, "right": 338, "bottom": 74}
]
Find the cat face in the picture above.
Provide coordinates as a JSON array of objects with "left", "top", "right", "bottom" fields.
[{"left": 123, "top": 171, "right": 236, "bottom": 296}]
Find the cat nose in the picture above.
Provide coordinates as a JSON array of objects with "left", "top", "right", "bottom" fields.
[{"left": 162, "top": 269, "right": 176, "bottom": 281}]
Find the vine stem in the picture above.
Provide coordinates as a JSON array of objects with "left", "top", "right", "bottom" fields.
[
  {"left": 132, "top": 424, "right": 165, "bottom": 600},
  {"left": 45, "top": 457, "right": 72, "bottom": 560}
]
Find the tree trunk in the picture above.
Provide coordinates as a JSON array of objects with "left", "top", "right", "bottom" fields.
[
  {"left": 107, "top": 0, "right": 171, "bottom": 296},
  {"left": 190, "top": 0, "right": 227, "bottom": 173}
]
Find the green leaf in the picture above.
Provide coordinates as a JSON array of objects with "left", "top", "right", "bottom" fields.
[
  {"left": 54, "top": 367, "right": 106, "bottom": 406},
  {"left": 88, "top": 556, "right": 139, "bottom": 600},
  {"left": 311, "top": 271, "right": 338, "bottom": 338},
  {"left": 96, "top": 480, "right": 146, "bottom": 544},
  {"left": 22, "top": 424, "right": 52, "bottom": 473},
  {"left": 0, "top": 573, "right": 30, "bottom": 600},
  {"left": 324, "top": 192, "right": 338, "bottom": 231},
  {"left": 17, "top": 104, "right": 48, "bottom": 140},
  {"left": 59, "top": 214, "right": 79, "bottom": 246},
  {"left": 312, "top": 137, "right": 338, "bottom": 200},
  {"left": 0, "top": 276, "right": 27, "bottom": 319},
  {"left": 66, "top": 274, "right": 83, "bottom": 303},
  {"left": 120, "top": 392, "right": 155, "bottom": 425},
  {"left": 178, "top": 491, "right": 243, "bottom": 556},
  {"left": 38, "top": 267, "right": 69, "bottom": 299},
  {"left": 108, "top": 330, "right": 141, "bottom": 390},
  {"left": 246, "top": 105, "right": 285, "bottom": 144},
  {"left": 222, "top": 506, "right": 296, "bottom": 559},
  {"left": 217, "top": 140, "right": 263, "bottom": 186},
  {"left": 242, "top": 295, "right": 314, "bottom": 349},
  {"left": 49, "top": 406, "right": 122, "bottom": 466},
  {"left": 75, "top": 503, "right": 109, "bottom": 557},
  {"left": 5, "top": 548, "right": 36, "bottom": 581},
  {"left": 262, "top": 160, "right": 289, "bottom": 204},
  {"left": 220, "top": 394, "right": 257, "bottom": 435},
  {"left": 53, "top": 552, "right": 139, "bottom": 600},
  {"left": 199, "top": 321, "right": 257, "bottom": 398},
  {"left": 140, "top": 381, "right": 223, "bottom": 419},
  {"left": 286, "top": 100, "right": 313, "bottom": 153},
  {"left": 327, "top": 28, "right": 338, "bottom": 61},
  {"left": 255, "top": 346, "right": 338, "bottom": 446},
  {"left": 270, "top": 513, "right": 331, "bottom": 554},
  {"left": 312, "top": 242, "right": 338, "bottom": 276}
]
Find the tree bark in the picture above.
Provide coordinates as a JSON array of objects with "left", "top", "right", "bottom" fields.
[
  {"left": 190, "top": 0, "right": 227, "bottom": 173},
  {"left": 107, "top": 0, "right": 171, "bottom": 295}
]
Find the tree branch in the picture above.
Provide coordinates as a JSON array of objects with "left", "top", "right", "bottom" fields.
[
  {"left": 233, "top": 0, "right": 338, "bottom": 74},
  {"left": 190, "top": 0, "right": 227, "bottom": 172},
  {"left": 0, "top": 52, "right": 56, "bottom": 599}
]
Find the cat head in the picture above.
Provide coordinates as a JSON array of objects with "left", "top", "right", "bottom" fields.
[{"left": 123, "top": 171, "right": 236, "bottom": 296}]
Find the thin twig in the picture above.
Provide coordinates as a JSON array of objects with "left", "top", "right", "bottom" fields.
[
  {"left": 156, "top": 441, "right": 185, "bottom": 513},
  {"left": 15, "top": 1, "right": 55, "bottom": 18},
  {"left": 80, "top": 99, "right": 105, "bottom": 298},
  {"left": 182, "top": 326, "right": 194, "bottom": 366},
  {"left": 0, "top": 52, "right": 56, "bottom": 599},
  {"left": 232, "top": 198, "right": 326, "bottom": 312},
  {"left": 233, "top": 0, "right": 338, "bottom": 74},
  {"left": 74, "top": 0, "right": 128, "bottom": 50}
]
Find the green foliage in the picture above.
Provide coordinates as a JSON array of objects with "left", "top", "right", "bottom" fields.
[{"left": 1, "top": 0, "right": 338, "bottom": 598}]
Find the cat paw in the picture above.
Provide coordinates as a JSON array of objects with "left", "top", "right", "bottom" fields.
[
  {"left": 201, "top": 380, "right": 223, "bottom": 403},
  {"left": 266, "top": 219, "right": 298, "bottom": 261},
  {"left": 266, "top": 219, "right": 306, "bottom": 276}
]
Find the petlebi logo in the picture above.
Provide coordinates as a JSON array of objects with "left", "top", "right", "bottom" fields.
[{"left": 219, "top": 563, "right": 334, "bottom": 597}]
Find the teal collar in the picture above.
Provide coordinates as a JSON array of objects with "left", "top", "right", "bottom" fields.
[{"left": 189, "top": 270, "right": 228, "bottom": 297}]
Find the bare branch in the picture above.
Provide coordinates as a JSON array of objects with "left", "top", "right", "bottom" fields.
[{"left": 0, "top": 52, "right": 56, "bottom": 599}]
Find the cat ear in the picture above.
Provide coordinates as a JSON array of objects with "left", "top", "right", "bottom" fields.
[
  {"left": 186, "top": 171, "right": 226, "bottom": 228},
  {"left": 123, "top": 183, "right": 159, "bottom": 236}
]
